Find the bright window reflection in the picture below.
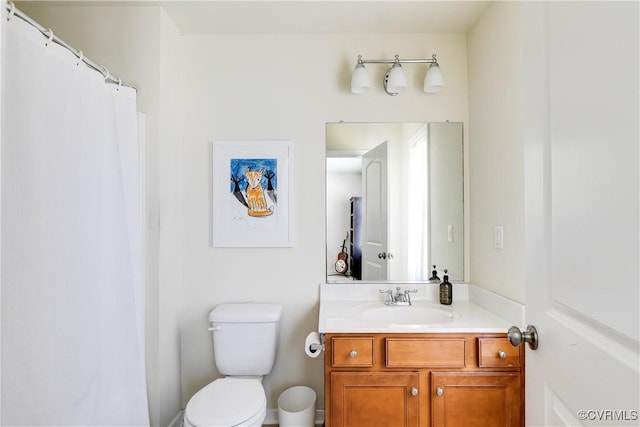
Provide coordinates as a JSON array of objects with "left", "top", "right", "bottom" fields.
[{"left": 407, "top": 125, "right": 428, "bottom": 280}]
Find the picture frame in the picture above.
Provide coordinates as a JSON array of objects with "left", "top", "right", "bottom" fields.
[{"left": 212, "top": 140, "right": 294, "bottom": 247}]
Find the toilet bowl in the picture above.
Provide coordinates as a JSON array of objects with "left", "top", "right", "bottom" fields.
[{"left": 184, "top": 378, "right": 266, "bottom": 427}]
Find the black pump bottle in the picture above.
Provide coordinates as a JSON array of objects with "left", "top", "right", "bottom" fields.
[{"left": 439, "top": 269, "right": 452, "bottom": 305}]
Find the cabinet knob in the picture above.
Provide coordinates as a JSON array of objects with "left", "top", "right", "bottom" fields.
[
  {"left": 436, "top": 387, "right": 444, "bottom": 396},
  {"left": 411, "top": 387, "right": 418, "bottom": 396},
  {"left": 498, "top": 350, "right": 507, "bottom": 359},
  {"left": 349, "top": 350, "right": 358, "bottom": 358}
]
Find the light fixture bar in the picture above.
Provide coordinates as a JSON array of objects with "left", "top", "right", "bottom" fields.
[
  {"left": 350, "top": 54, "right": 443, "bottom": 96},
  {"left": 359, "top": 54, "right": 439, "bottom": 65}
]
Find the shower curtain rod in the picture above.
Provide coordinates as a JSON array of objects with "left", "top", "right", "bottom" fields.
[{"left": 4, "top": 1, "right": 135, "bottom": 90}]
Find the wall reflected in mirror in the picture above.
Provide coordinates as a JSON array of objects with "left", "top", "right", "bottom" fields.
[{"left": 326, "top": 122, "right": 463, "bottom": 283}]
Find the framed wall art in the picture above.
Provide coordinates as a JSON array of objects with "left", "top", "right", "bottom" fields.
[{"left": 212, "top": 140, "right": 294, "bottom": 247}]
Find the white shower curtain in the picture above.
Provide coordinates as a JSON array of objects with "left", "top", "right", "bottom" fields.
[{"left": 1, "top": 8, "right": 149, "bottom": 427}]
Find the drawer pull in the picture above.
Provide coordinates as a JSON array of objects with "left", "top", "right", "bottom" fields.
[
  {"left": 349, "top": 350, "right": 358, "bottom": 358},
  {"left": 411, "top": 387, "right": 418, "bottom": 396},
  {"left": 436, "top": 387, "right": 444, "bottom": 396},
  {"left": 498, "top": 350, "right": 507, "bottom": 359}
]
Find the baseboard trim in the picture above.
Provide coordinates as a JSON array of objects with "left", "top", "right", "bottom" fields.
[
  {"left": 169, "top": 408, "right": 325, "bottom": 426},
  {"left": 264, "top": 408, "right": 325, "bottom": 425},
  {"left": 168, "top": 410, "right": 184, "bottom": 427}
]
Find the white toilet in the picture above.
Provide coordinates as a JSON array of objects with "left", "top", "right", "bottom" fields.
[{"left": 184, "top": 303, "right": 282, "bottom": 427}]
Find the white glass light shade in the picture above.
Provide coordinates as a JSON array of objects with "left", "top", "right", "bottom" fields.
[
  {"left": 424, "top": 63, "right": 444, "bottom": 93},
  {"left": 385, "top": 63, "right": 407, "bottom": 94},
  {"left": 351, "top": 63, "right": 371, "bottom": 94}
]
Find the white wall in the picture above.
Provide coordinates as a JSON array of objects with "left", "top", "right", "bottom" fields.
[
  {"left": 156, "top": 8, "right": 184, "bottom": 427},
  {"left": 467, "top": 2, "right": 525, "bottom": 303},
  {"left": 15, "top": 4, "right": 184, "bottom": 426},
  {"left": 179, "top": 32, "right": 469, "bottom": 410}
]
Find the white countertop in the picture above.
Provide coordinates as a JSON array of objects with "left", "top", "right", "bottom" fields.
[{"left": 318, "top": 282, "right": 514, "bottom": 334}]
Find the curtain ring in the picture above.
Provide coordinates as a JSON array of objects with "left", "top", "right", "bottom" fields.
[
  {"left": 102, "top": 68, "right": 110, "bottom": 81},
  {"left": 7, "top": 2, "right": 15, "bottom": 21},
  {"left": 117, "top": 78, "right": 122, "bottom": 91},
  {"left": 76, "top": 50, "right": 84, "bottom": 66},
  {"left": 45, "top": 28, "right": 54, "bottom": 47}
]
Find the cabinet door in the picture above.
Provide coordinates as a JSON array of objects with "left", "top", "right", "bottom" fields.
[
  {"left": 331, "top": 372, "right": 420, "bottom": 427},
  {"left": 431, "top": 372, "right": 522, "bottom": 427}
]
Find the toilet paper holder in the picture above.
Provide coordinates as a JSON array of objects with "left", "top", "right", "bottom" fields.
[
  {"left": 305, "top": 332, "right": 326, "bottom": 356},
  {"left": 309, "top": 342, "right": 325, "bottom": 352}
]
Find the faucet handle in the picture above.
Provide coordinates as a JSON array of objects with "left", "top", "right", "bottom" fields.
[
  {"left": 404, "top": 289, "right": 418, "bottom": 305},
  {"left": 379, "top": 289, "right": 393, "bottom": 304}
]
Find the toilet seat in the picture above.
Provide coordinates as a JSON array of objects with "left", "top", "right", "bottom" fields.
[{"left": 185, "top": 378, "right": 266, "bottom": 427}]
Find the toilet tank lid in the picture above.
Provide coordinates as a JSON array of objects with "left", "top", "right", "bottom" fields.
[{"left": 209, "top": 303, "right": 283, "bottom": 323}]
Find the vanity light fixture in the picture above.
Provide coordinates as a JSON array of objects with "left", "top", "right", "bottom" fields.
[{"left": 350, "top": 53, "right": 444, "bottom": 96}]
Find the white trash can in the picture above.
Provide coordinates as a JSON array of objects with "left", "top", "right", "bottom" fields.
[{"left": 278, "top": 386, "right": 316, "bottom": 427}]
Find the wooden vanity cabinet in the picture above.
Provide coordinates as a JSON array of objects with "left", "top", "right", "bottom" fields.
[{"left": 324, "top": 333, "right": 524, "bottom": 427}]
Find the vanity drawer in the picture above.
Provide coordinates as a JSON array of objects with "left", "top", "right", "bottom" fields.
[
  {"left": 386, "top": 338, "right": 466, "bottom": 367},
  {"left": 478, "top": 338, "right": 521, "bottom": 368},
  {"left": 332, "top": 337, "right": 374, "bottom": 367}
]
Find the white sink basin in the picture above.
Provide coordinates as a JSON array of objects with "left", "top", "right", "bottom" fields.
[{"left": 356, "top": 301, "right": 455, "bottom": 326}]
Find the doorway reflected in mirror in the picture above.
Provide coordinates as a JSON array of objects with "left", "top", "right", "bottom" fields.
[{"left": 326, "top": 122, "right": 463, "bottom": 283}]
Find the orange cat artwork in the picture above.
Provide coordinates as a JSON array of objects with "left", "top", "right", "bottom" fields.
[{"left": 244, "top": 168, "right": 273, "bottom": 217}]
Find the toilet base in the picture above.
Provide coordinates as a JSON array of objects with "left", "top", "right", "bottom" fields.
[{"left": 184, "top": 408, "right": 265, "bottom": 427}]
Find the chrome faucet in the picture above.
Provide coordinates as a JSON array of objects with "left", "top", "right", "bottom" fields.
[{"left": 379, "top": 287, "right": 418, "bottom": 306}]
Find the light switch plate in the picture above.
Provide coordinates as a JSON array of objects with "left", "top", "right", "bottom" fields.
[{"left": 494, "top": 226, "right": 504, "bottom": 249}]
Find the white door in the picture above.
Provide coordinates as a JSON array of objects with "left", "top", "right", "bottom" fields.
[
  {"left": 522, "top": 3, "right": 639, "bottom": 426},
  {"left": 361, "top": 141, "right": 388, "bottom": 281}
]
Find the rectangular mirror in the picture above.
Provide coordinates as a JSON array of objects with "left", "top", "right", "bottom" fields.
[{"left": 326, "top": 122, "right": 463, "bottom": 283}]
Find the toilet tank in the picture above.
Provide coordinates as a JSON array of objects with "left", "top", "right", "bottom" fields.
[{"left": 209, "top": 303, "right": 282, "bottom": 376}]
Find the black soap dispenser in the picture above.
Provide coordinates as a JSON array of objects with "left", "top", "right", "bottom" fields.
[
  {"left": 439, "top": 269, "right": 452, "bottom": 305},
  {"left": 429, "top": 265, "right": 441, "bottom": 283}
]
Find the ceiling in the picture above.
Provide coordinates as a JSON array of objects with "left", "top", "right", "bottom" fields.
[{"left": 162, "top": 1, "right": 490, "bottom": 35}]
